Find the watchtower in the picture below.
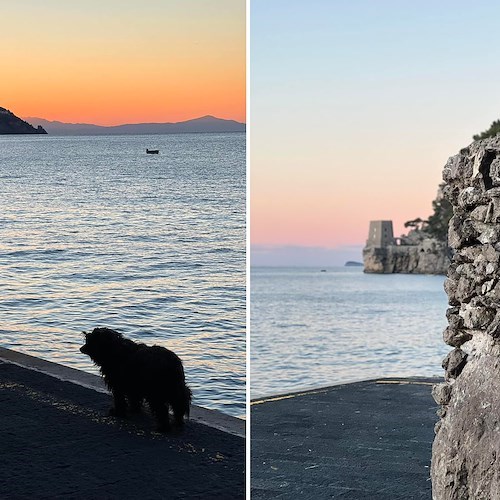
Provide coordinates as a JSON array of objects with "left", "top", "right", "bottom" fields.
[{"left": 366, "top": 220, "right": 394, "bottom": 247}]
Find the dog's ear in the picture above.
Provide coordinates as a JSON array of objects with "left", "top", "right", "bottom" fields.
[{"left": 82, "top": 331, "right": 88, "bottom": 338}]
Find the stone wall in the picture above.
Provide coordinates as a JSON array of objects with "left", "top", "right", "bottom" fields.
[{"left": 431, "top": 137, "right": 500, "bottom": 499}]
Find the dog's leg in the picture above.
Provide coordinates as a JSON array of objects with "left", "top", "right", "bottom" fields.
[
  {"left": 171, "top": 400, "right": 187, "bottom": 426},
  {"left": 148, "top": 399, "right": 170, "bottom": 432},
  {"left": 171, "top": 385, "right": 191, "bottom": 426},
  {"left": 127, "top": 394, "right": 143, "bottom": 414},
  {"left": 109, "top": 390, "right": 127, "bottom": 417}
]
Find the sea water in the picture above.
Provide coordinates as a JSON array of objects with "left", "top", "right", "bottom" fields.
[
  {"left": 251, "top": 266, "right": 449, "bottom": 398},
  {"left": 0, "top": 133, "right": 245, "bottom": 417}
]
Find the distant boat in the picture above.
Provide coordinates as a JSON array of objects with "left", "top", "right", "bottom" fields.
[{"left": 146, "top": 149, "right": 159, "bottom": 154}]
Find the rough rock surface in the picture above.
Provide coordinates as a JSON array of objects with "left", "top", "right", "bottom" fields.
[{"left": 432, "top": 136, "right": 500, "bottom": 499}]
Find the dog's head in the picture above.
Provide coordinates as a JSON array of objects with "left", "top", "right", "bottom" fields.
[{"left": 80, "top": 327, "right": 123, "bottom": 364}]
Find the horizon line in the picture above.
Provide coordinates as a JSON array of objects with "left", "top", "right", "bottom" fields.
[{"left": 251, "top": 243, "right": 365, "bottom": 250}]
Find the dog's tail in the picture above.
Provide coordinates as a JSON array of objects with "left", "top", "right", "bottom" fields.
[
  {"left": 172, "top": 383, "right": 192, "bottom": 424},
  {"left": 184, "top": 384, "right": 192, "bottom": 418}
]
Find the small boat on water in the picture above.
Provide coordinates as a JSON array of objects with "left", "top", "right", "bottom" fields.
[{"left": 146, "top": 149, "right": 159, "bottom": 154}]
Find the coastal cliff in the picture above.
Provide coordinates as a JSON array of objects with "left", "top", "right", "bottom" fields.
[
  {"left": 363, "top": 186, "right": 451, "bottom": 274},
  {"left": 363, "top": 237, "right": 449, "bottom": 274},
  {"left": 0, "top": 107, "right": 47, "bottom": 134}
]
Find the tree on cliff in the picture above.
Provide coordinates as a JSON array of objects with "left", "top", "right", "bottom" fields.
[
  {"left": 403, "top": 120, "right": 498, "bottom": 245},
  {"left": 404, "top": 185, "right": 452, "bottom": 243},
  {"left": 473, "top": 119, "right": 500, "bottom": 141},
  {"left": 424, "top": 193, "right": 452, "bottom": 241},
  {"left": 404, "top": 218, "right": 424, "bottom": 231}
]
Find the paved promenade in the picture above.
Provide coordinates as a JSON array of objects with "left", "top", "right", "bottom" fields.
[
  {"left": 252, "top": 377, "right": 439, "bottom": 500},
  {"left": 0, "top": 348, "right": 244, "bottom": 499}
]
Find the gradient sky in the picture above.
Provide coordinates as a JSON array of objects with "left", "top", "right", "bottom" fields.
[
  {"left": 1, "top": 0, "right": 245, "bottom": 125},
  {"left": 251, "top": 0, "right": 500, "bottom": 264}
]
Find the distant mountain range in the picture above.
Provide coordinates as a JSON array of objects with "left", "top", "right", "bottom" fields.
[
  {"left": 22, "top": 115, "right": 245, "bottom": 136},
  {"left": 0, "top": 107, "right": 47, "bottom": 134}
]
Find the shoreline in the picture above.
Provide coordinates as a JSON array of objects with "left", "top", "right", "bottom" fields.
[
  {"left": 251, "top": 375, "right": 439, "bottom": 404},
  {"left": 0, "top": 345, "right": 244, "bottom": 438},
  {"left": 0, "top": 353, "right": 244, "bottom": 498}
]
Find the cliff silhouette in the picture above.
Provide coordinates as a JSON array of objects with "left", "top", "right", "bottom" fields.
[{"left": 0, "top": 107, "right": 47, "bottom": 134}]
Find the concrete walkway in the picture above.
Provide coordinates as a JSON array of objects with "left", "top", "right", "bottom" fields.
[
  {"left": 0, "top": 348, "right": 245, "bottom": 499},
  {"left": 252, "top": 377, "right": 440, "bottom": 499}
]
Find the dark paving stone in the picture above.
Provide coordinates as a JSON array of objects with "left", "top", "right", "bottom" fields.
[
  {"left": 251, "top": 378, "right": 440, "bottom": 499},
  {"left": 0, "top": 362, "right": 244, "bottom": 499}
]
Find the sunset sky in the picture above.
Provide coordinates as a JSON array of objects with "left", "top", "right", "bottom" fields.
[
  {"left": 1, "top": 0, "right": 245, "bottom": 125},
  {"left": 251, "top": 1, "right": 500, "bottom": 265}
]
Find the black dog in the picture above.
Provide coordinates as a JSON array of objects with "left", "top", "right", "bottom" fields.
[{"left": 80, "top": 327, "right": 191, "bottom": 432}]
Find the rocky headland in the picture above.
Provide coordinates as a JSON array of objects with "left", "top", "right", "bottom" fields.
[
  {"left": 363, "top": 190, "right": 452, "bottom": 275},
  {"left": 0, "top": 107, "right": 47, "bottom": 134},
  {"left": 363, "top": 235, "right": 449, "bottom": 274}
]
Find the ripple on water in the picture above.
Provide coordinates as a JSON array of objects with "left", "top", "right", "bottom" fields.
[
  {"left": 251, "top": 267, "right": 448, "bottom": 399},
  {"left": 0, "top": 133, "right": 245, "bottom": 417}
]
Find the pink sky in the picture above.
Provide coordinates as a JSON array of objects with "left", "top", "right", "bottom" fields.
[
  {"left": 251, "top": 131, "right": 467, "bottom": 249},
  {"left": 251, "top": 1, "right": 500, "bottom": 262}
]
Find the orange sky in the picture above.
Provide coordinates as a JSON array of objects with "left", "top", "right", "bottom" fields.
[{"left": 1, "top": 1, "right": 245, "bottom": 125}]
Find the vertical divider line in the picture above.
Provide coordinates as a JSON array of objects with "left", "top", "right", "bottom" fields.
[{"left": 245, "top": 0, "right": 251, "bottom": 496}]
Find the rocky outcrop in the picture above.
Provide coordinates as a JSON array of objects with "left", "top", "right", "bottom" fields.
[
  {"left": 0, "top": 107, "right": 47, "bottom": 134},
  {"left": 363, "top": 237, "right": 449, "bottom": 274},
  {"left": 431, "top": 136, "right": 500, "bottom": 499},
  {"left": 363, "top": 185, "right": 452, "bottom": 274}
]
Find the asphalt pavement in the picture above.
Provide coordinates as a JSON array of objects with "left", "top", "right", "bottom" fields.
[
  {"left": 252, "top": 377, "right": 440, "bottom": 500},
  {"left": 0, "top": 357, "right": 244, "bottom": 499}
]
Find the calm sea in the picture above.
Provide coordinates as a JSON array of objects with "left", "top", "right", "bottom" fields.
[
  {"left": 0, "top": 133, "right": 245, "bottom": 417},
  {"left": 251, "top": 266, "right": 449, "bottom": 398}
]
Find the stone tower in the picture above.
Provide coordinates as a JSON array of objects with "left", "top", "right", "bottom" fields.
[{"left": 366, "top": 220, "right": 394, "bottom": 248}]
